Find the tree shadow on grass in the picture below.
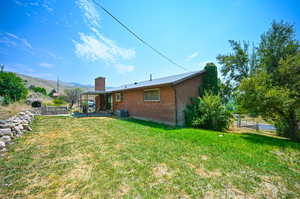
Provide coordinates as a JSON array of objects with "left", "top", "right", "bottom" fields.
[
  {"left": 120, "top": 117, "right": 300, "bottom": 150},
  {"left": 240, "top": 133, "right": 300, "bottom": 150},
  {"left": 119, "top": 118, "right": 180, "bottom": 130}
]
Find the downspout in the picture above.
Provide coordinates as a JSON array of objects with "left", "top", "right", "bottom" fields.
[{"left": 174, "top": 86, "right": 178, "bottom": 126}]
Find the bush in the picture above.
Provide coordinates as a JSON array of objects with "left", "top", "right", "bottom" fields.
[
  {"left": 185, "top": 92, "right": 233, "bottom": 131},
  {"left": 53, "top": 98, "right": 65, "bottom": 106},
  {"left": 0, "top": 72, "right": 28, "bottom": 104},
  {"left": 29, "top": 85, "right": 47, "bottom": 95}
]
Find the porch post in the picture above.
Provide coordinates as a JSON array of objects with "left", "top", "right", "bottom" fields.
[{"left": 87, "top": 93, "right": 89, "bottom": 116}]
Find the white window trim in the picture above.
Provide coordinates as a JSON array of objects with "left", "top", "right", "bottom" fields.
[
  {"left": 115, "top": 92, "right": 122, "bottom": 102},
  {"left": 144, "top": 88, "right": 160, "bottom": 102}
]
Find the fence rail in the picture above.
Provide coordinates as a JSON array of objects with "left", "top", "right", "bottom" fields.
[
  {"left": 234, "top": 115, "right": 276, "bottom": 131},
  {"left": 41, "top": 106, "right": 68, "bottom": 115}
]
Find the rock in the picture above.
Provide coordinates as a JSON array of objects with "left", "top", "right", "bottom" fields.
[
  {"left": 17, "top": 125, "right": 24, "bottom": 131},
  {"left": 0, "top": 128, "right": 12, "bottom": 136},
  {"left": 0, "top": 141, "right": 5, "bottom": 149},
  {"left": 0, "top": 120, "right": 6, "bottom": 124},
  {"left": 18, "top": 112, "right": 26, "bottom": 116},
  {"left": 12, "top": 119, "right": 20, "bottom": 124},
  {"left": 0, "top": 136, "right": 11, "bottom": 144},
  {"left": 0, "top": 148, "right": 8, "bottom": 153},
  {"left": 23, "top": 124, "right": 28, "bottom": 130},
  {"left": 15, "top": 134, "right": 22, "bottom": 137},
  {"left": 0, "top": 110, "right": 36, "bottom": 156},
  {"left": 13, "top": 126, "right": 22, "bottom": 134},
  {"left": 0, "top": 123, "right": 14, "bottom": 129}
]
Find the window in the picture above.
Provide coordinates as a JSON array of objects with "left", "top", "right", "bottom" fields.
[
  {"left": 115, "top": 92, "right": 122, "bottom": 102},
  {"left": 144, "top": 89, "right": 160, "bottom": 101}
]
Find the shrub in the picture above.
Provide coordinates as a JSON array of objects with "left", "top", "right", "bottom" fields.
[
  {"left": 0, "top": 72, "right": 28, "bottom": 104},
  {"left": 185, "top": 92, "right": 233, "bottom": 131},
  {"left": 53, "top": 98, "right": 64, "bottom": 106},
  {"left": 82, "top": 102, "right": 88, "bottom": 113},
  {"left": 29, "top": 85, "right": 47, "bottom": 95}
]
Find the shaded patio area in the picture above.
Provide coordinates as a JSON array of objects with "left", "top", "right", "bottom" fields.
[{"left": 79, "top": 90, "right": 113, "bottom": 115}]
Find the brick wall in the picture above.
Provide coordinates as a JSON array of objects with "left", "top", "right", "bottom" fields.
[
  {"left": 112, "top": 86, "right": 176, "bottom": 125},
  {"left": 174, "top": 74, "right": 204, "bottom": 126},
  {"left": 95, "top": 77, "right": 105, "bottom": 91}
]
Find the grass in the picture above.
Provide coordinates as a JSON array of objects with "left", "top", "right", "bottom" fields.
[
  {"left": 0, "top": 116, "right": 300, "bottom": 198},
  {"left": 0, "top": 101, "right": 31, "bottom": 120}
]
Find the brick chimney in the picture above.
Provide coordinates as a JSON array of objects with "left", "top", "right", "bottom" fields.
[{"left": 95, "top": 77, "right": 105, "bottom": 91}]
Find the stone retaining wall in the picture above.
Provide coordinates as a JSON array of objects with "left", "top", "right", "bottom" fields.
[{"left": 0, "top": 110, "right": 39, "bottom": 156}]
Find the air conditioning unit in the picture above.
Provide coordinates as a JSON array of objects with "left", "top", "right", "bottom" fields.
[{"left": 116, "top": 109, "right": 129, "bottom": 117}]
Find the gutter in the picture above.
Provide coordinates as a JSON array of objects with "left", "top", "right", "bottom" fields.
[{"left": 174, "top": 86, "right": 178, "bottom": 126}]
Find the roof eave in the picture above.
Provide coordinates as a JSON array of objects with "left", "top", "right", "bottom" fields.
[
  {"left": 172, "top": 70, "right": 206, "bottom": 85},
  {"left": 109, "top": 83, "right": 173, "bottom": 93}
]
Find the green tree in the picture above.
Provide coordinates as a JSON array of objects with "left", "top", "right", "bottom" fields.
[
  {"left": 238, "top": 21, "right": 300, "bottom": 141},
  {"left": 29, "top": 85, "right": 47, "bottom": 95},
  {"left": 199, "top": 62, "right": 219, "bottom": 96},
  {"left": 258, "top": 21, "right": 299, "bottom": 76},
  {"left": 0, "top": 72, "right": 28, "bottom": 104},
  {"left": 185, "top": 92, "right": 232, "bottom": 131},
  {"left": 239, "top": 65, "right": 299, "bottom": 141},
  {"left": 217, "top": 40, "right": 257, "bottom": 92}
]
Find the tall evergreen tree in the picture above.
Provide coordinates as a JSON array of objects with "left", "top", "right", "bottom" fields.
[{"left": 199, "top": 63, "right": 219, "bottom": 96}]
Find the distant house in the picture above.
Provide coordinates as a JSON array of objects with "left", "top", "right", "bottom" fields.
[
  {"left": 81, "top": 70, "right": 206, "bottom": 126},
  {"left": 52, "top": 92, "right": 60, "bottom": 97}
]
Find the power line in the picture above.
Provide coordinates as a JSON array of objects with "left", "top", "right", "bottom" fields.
[{"left": 91, "top": 0, "right": 187, "bottom": 71}]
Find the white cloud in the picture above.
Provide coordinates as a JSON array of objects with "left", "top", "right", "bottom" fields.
[
  {"left": 0, "top": 32, "right": 32, "bottom": 49},
  {"left": 39, "top": 62, "right": 54, "bottom": 68},
  {"left": 77, "top": 0, "right": 100, "bottom": 28},
  {"left": 74, "top": 0, "right": 136, "bottom": 73},
  {"left": 114, "top": 64, "right": 135, "bottom": 73},
  {"left": 97, "top": 33, "right": 135, "bottom": 60},
  {"left": 42, "top": 50, "right": 62, "bottom": 60},
  {"left": 74, "top": 33, "right": 135, "bottom": 63},
  {"left": 74, "top": 33, "right": 115, "bottom": 62},
  {"left": 186, "top": 52, "right": 199, "bottom": 61},
  {"left": 13, "top": 0, "right": 54, "bottom": 13}
]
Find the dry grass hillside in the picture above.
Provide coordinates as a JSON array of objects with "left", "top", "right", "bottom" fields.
[
  {"left": 0, "top": 101, "right": 31, "bottom": 120},
  {"left": 17, "top": 73, "right": 93, "bottom": 94}
]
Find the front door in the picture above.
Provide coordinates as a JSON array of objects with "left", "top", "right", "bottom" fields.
[{"left": 106, "top": 94, "right": 113, "bottom": 111}]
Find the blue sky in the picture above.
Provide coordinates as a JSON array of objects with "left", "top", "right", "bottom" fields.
[{"left": 0, "top": 0, "right": 300, "bottom": 87}]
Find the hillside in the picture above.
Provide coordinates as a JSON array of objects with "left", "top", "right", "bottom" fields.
[{"left": 16, "top": 73, "right": 93, "bottom": 94}]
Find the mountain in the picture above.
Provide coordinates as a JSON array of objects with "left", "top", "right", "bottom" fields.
[{"left": 16, "top": 73, "right": 94, "bottom": 94}]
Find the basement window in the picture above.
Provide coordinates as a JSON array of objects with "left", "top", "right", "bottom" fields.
[
  {"left": 115, "top": 92, "right": 122, "bottom": 102},
  {"left": 144, "top": 89, "right": 160, "bottom": 102}
]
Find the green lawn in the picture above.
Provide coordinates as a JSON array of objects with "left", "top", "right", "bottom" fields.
[{"left": 1, "top": 116, "right": 300, "bottom": 198}]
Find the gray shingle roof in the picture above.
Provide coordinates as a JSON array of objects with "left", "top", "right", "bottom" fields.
[
  {"left": 82, "top": 70, "right": 205, "bottom": 95},
  {"left": 107, "top": 70, "right": 205, "bottom": 92}
]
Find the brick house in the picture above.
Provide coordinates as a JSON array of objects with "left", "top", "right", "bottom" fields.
[{"left": 81, "top": 70, "right": 206, "bottom": 126}]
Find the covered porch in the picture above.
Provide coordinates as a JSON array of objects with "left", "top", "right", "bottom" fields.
[{"left": 79, "top": 90, "right": 113, "bottom": 114}]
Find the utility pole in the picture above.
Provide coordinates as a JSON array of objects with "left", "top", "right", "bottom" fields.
[
  {"left": 57, "top": 76, "right": 60, "bottom": 93},
  {"left": 0, "top": 64, "right": 4, "bottom": 72}
]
